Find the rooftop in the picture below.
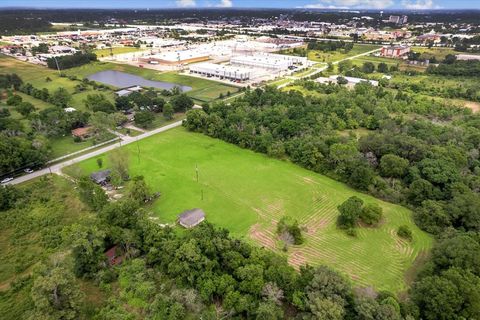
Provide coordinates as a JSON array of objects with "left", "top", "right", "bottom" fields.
[{"left": 178, "top": 208, "right": 206, "bottom": 228}]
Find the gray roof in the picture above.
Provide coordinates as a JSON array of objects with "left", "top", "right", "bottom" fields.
[
  {"left": 90, "top": 169, "right": 111, "bottom": 184},
  {"left": 178, "top": 208, "right": 205, "bottom": 227}
]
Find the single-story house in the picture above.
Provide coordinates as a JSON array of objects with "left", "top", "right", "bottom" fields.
[
  {"left": 104, "top": 245, "right": 123, "bottom": 266},
  {"left": 90, "top": 169, "right": 111, "bottom": 185},
  {"left": 71, "top": 126, "right": 93, "bottom": 139},
  {"left": 115, "top": 89, "right": 133, "bottom": 97},
  {"left": 178, "top": 208, "right": 205, "bottom": 228}
]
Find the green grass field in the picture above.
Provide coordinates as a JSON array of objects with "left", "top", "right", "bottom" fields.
[
  {"left": 0, "top": 54, "right": 116, "bottom": 112},
  {"left": 308, "top": 44, "right": 382, "bottom": 63},
  {"left": 93, "top": 47, "right": 146, "bottom": 57},
  {"left": 65, "top": 127, "right": 432, "bottom": 292}
]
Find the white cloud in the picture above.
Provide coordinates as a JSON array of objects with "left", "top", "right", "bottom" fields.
[
  {"left": 401, "top": 0, "right": 439, "bottom": 9},
  {"left": 302, "top": 0, "right": 394, "bottom": 9},
  {"left": 176, "top": 0, "right": 196, "bottom": 7},
  {"left": 216, "top": 0, "right": 233, "bottom": 7}
]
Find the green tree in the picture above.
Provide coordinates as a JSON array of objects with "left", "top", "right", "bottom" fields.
[
  {"left": 63, "top": 223, "right": 106, "bottom": 277},
  {"left": 361, "top": 62, "right": 375, "bottom": 74},
  {"left": 360, "top": 203, "right": 383, "bottom": 226},
  {"left": 84, "top": 94, "right": 115, "bottom": 113},
  {"left": 411, "top": 268, "right": 480, "bottom": 320},
  {"left": 77, "top": 176, "right": 108, "bottom": 211},
  {"left": 51, "top": 87, "right": 72, "bottom": 108},
  {"left": 30, "top": 263, "right": 84, "bottom": 320},
  {"left": 163, "top": 103, "right": 174, "bottom": 120},
  {"left": 16, "top": 101, "right": 35, "bottom": 117},
  {"left": 377, "top": 62, "right": 389, "bottom": 73},
  {"left": 309, "top": 298, "right": 345, "bottom": 320},
  {"left": 134, "top": 111, "right": 154, "bottom": 128},
  {"left": 170, "top": 93, "right": 194, "bottom": 112},
  {"left": 127, "top": 176, "right": 152, "bottom": 204},
  {"left": 379, "top": 154, "right": 409, "bottom": 178},
  {"left": 337, "top": 196, "right": 364, "bottom": 229},
  {"left": 397, "top": 225, "right": 413, "bottom": 241},
  {"left": 108, "top": 149, "right": 130, "bottom": 182}
]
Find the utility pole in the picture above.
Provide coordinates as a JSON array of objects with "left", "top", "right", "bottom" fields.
[
  {"left": 136, "top": 137, "right": 140, "bottom": 162},
  {"left": 53, "top": 56, "right": 61, "bottom": 75},
  {"left": 195, "top": 164, "right": 199, "bottom": 183}
]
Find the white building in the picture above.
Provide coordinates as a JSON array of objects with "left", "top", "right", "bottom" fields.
[
  {"left": 230, "top": 53, "right": 307, "bottom": 71},
  {"left": 456, "top": 54, "right": 480, "bottom": 61},
  {"left": 189, "top": 62, "right": 251, "bottom": 81},
  {"left": 316, "top": 75, "right": 378, "bottom": 87}
]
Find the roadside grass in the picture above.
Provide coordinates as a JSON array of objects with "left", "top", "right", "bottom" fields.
[
  {"left": 65, "top": 127, "right": 433, "bottom": 292},
  {"left": 49, "top": 132, "right": 117, "bottom": 160},
  {"left": 150, "top": 112, "right": 185, "bottom": 129},
  {"left": 308, "top": 44, "right": 382, "bottom": 63},
  {"left": 93, "top": 47, "right": 146, "bottom": 57},
  {"left": 118, "top": 127, "right": 143, "bottom": 137}
]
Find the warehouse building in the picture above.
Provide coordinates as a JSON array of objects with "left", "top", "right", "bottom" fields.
[
  {"left": 139, "top": 49, "right": 209, "bottom": 65},
  {"left": 230, "top": 52, "right": 308, "bottom": 71},
  {"left": 189, "top": 62, "right": 251, "bottom": 81},
  {"left": 380, "top": 45, "right": 410, "bottom": 58}
]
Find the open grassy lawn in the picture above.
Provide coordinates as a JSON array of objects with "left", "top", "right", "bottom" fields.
[
  {"left": 308, "top": 44, "right": 382, "bottom": 63},
  {"left": 0, "top": 54, "right": 115, "bottom": 112},
  {"left": 63, "top": 61, "right": 239, "bottom": 102},
  {"left": 410, "top": 46, "right": 456, "bottom": 60},
  {"left": 66, "top": 127, "right": 432, "bottom": 292},
  {"left": 49, "top": 133, "right": 117, "bottom": 159},
  {"left": 94, "top": 47, "right": 146, "bottom": 58}
]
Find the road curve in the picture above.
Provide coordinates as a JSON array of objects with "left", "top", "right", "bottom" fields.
[{"left": 7, "top": 120, "right": 183, "bottom": 186}]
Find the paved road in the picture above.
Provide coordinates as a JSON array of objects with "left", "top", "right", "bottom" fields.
[
  {"left": 7, "top": 120, "right": 183, "bottom": 186},
  {"left": 5, "top": 48, "right": 382, "bottom": 186},
  {"left": 277, "top": 48, "right": 381, "bottom": 89}
]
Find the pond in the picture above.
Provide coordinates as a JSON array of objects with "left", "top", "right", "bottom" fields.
[{"left": 87, "top": 70, "right": 192, "bottom": 92}]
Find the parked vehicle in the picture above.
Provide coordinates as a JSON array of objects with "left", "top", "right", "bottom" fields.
[
  {"left": 24, "top": 168, "right": 34, "bottom": 174},
  {"left": 1, "top": 177, "right": 13, "bottom": 184}
]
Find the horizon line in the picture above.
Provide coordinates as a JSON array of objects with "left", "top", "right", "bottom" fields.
[{"left": 1, "top": 6, "right": 480, "bottom": 11}]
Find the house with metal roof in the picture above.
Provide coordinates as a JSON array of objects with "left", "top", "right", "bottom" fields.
[{"left": 178, "top": 208, "right": 205, "bottom": 228}]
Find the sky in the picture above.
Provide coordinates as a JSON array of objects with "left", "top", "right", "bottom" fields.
[{"left": 0, "top": 0, "right": 479, "bottom": 10}]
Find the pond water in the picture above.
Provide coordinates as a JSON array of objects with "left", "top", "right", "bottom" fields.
[{"left": 87, "top": 70, "right": 192, "bottom": 92}]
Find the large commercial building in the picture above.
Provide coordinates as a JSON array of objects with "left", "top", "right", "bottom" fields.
[
  {"left": 230, "top": 52, "right": 307, "bottom": 70},
  {"left": 190, "top": 62, "right": 251, "bottom": 81},
  {"left": 139, "top": 49, "right": 209, "bottom": 65},
  {"left": 381, "top": 45, "right": 410, "bottom": 58}
]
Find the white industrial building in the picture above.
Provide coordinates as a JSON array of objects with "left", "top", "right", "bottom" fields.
[
  {"left": 316, "top": 75, "right": 379, "bottom": 87},
  {"left": 230, "top": 52, "right": 307, "bottom": 71},
  {"left": 189, "top": 62, "right": 251, "bottom": 81}
]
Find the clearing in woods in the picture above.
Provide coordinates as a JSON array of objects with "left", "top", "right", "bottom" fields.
[{"left": 66, "top": 127, "right": 433, "bottom": 292}]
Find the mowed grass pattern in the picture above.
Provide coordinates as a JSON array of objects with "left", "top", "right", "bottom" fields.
[{"left": 68, "top": 128, "right": 432, "bottom": 292}]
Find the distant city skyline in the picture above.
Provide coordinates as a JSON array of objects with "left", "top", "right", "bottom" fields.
[{"left": 1, "top": 0, "right": 479, "bottom": 10}]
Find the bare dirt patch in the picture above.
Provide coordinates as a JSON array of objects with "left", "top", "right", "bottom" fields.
[
  {"left": 305, "top": 218, "right": 329, "bottom": 235},
  {"left": 249, "top": 224, "right": 276, "bottom": 249},
  {"left": 288, "top": 250, "right": 307, "bottom": 269},
  {"left": 464, "top": 101, "right": 480, "bottom": 113}
]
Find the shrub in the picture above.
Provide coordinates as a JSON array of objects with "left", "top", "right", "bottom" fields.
[
  {"left": 277, "top": 216, "right": 304, "bottom": 245},
  {"left": 397, "top": 225, "right": 413, "bottom": 241},
  {"left": 360, "top": 203, "right": 383, "bottom": 226},
  {"left": 337, "top": 196, "right": 363, "bottom": 229}
]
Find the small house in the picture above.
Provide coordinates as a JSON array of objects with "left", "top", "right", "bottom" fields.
[
  {"left": 178, "top": 208, "right": 205, "bottom": 228},
  {"left": 71, "top": 126, "right": 93, "bottom": 140},
  {"left": 90, "top": 169, "right": 111, "bottom": 185}
]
